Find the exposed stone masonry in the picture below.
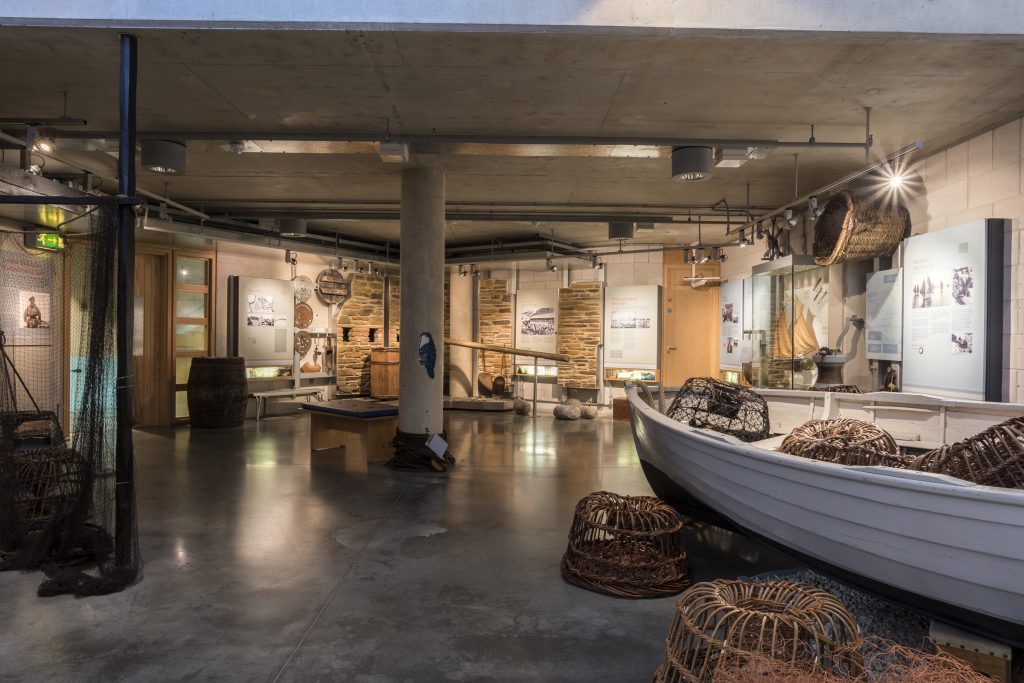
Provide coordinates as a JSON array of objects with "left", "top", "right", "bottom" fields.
[
  {"left": 557, "top": 282, "right": 602, "bottom": 388},
  {"left": 478, "top": 279, "right": 512, "bottom": 378}
]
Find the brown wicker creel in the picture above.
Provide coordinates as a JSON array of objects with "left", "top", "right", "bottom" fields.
[
  {"left": 779, "top": 418, "right": 911, "bottom": 468},
  {"left": 561, "top": 491, "right": 691, "bottom": 598},
  {"left": 813, "top": 190, "right": 909, "bottom": 266},
  {"left": 652, "top": 580, "right": 862, "bottom": 683},
  {"left": 911, "top": 416, "right": 1024, "bottom": 489},
  {"left": 807, "top": 384, "right": 862, "bottom": 394}
]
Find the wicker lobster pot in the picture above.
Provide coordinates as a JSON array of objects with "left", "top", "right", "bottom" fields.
[
  {"left": 653, "top": 580, "right": 862, "bottom": 683},
  {"left": 0, "top": 447, "right": 89, "bottom": 549},
  {"left": 666, "top": 377, "right": 770, "bottom": 443},
  {"left": 911, "top": 416, "right": 1024, "bottom": 489},
  {"left": 779, "top": 418, "right": 910, "bottom": 468},
  {"left": 560, "top": 491, "right": 691, "bottom": 598},
  {"left": 813, "top": 190, "right": 908, "bottom": 266}
]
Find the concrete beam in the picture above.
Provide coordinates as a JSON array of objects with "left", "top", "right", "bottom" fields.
[{"left": 2, "top": 1, "right": 1023, "bottom": 35}]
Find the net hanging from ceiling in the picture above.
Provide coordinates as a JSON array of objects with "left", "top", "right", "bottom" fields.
[{"left": 0, "top": 206, "right": 142, "bottom": 596}]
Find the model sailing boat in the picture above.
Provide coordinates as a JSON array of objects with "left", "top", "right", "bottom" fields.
[{"left": 772, "top": 299, "right": 819, "bottom": 358}]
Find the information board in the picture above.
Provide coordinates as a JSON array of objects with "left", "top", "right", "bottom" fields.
[
  {"left": 228, "top": 275, "right": 294, "bottom": 361},
  {"left": 902, "top": 220, "right": 1002, "bottom": 399},
  {"left": 719, "top": 279, "right": 743, "bottom": 370},
  {"left": 866, "top": 268, "right": 903, "bottom": 361},
  {"left": 514, "top": 288, "right": 558, "bottom": 365},
  {"left": 603, "top": 285, "right": 660, "bottom": 369}
]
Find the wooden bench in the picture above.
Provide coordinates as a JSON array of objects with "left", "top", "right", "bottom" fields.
[
  {"left": 249, "top": 386, "right": 326, "bottom": 420},
  {"left": 300, "top": 399, "right": 398, "bottom": 462}
]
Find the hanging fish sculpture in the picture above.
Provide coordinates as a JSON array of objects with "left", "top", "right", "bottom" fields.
[{"left": 418, "top": 332, "right": 437, "bottom": 379}]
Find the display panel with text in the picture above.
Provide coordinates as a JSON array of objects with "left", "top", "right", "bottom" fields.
[{"left": 604, "top": 285, "right": 661, "bottom": 369}]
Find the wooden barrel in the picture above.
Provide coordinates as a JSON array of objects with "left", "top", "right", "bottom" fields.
[
  {"left": 370, "top": 347, "right": 399, "bottom": 399},
  {"left": 187, "top": 357, "right": 247, "bottom": 428}
]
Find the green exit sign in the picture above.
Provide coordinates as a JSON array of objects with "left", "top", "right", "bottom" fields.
[{"left": 26, "top": 232, "right": 65, "bottom": 251}]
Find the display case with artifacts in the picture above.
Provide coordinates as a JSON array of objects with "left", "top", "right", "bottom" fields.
[{"left": 750, "top": 255, "right": 828, "bottom": 390}]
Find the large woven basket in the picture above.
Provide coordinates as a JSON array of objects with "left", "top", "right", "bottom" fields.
[
  {"left": 911, "top": 416, "right": 1024, "bottom": 489},
  {"left": 813, "top": 190, "right": 908, "bottom": 266},
  {"left": 653, "top": 580, "right": 862, "bottom": 682},
  {"left": 561, "top": 491, "right": 691, "bottom": 598},
  {"left": 779, "top": 418, "right": 911, "bottom": 468}
]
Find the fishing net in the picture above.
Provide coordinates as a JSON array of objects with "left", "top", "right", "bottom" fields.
[
  {"left": 666, "top": 377, "right": 770, "bottom": 443},
  {"left": 0, "top": 206, "right": 142, "bottom": 596}
]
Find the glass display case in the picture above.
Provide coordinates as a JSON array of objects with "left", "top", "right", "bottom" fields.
[{"left": 749, "top": 255, "right": 829, "bottom": 390}]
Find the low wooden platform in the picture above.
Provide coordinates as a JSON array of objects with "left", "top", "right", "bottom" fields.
[{"left": 301, "top": 399, "right": 398, "bottom": 462}]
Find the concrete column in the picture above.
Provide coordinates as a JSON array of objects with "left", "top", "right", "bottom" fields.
[
  {"left": 399, "top": 165, "right": 445, "bottom": 434},
  {"left": 448, "top": 269, "right": 474, "bottom": 397}
]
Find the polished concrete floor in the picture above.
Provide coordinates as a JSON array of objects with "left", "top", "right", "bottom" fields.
[{"left": 0, "top": 410, "right": 798, "bottom": 682}]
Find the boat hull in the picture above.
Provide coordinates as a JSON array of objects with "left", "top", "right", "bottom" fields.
[{"left": 627, "top": 388, "right": 1024, "bottom": 647}]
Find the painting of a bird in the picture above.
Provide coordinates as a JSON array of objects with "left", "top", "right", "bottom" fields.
[{"left": 418, "top": 332, "right": 437, "bottom": 379}]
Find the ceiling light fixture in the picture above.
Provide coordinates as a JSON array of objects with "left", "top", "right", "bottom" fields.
[
  {"left": 356, "top": 261, "right": 365, "bottom": 274},
  {"left": 785, "top": 209, "right": 798, "bottom": 227},
  {"left": 33, "top": 135, "right": 56, "bottom": 154},
  {"left": 672, "top": 146, "right": 714, "bottom": 181},
  {"left": 546, "top": 258, "right": 558, "bottom": 272},
  {"left": 378, "top": 141, "right": 410, "bottom": 164},
  {"left": 699, "top": 248, "right": 711, "bottom": 264},
  {"left": 341, "top": 260, "right": 348, "bottom": 272},
  {"left": 470, "top": 264, "right": 479, "bottom": 277},
  {"left": 141, "top": 139, "right": 187, "bottom": 175},
  {"left": 458, "top": 264, "right": 468, "bottom": 277},
  {"left": 279, "top": 218, "right": 308, "bottom": 238}
]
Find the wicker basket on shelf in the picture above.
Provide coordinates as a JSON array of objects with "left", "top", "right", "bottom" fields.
[
  {"left": 561, "top": 491, "right": 691, "bottom": 598},
  {"left": 652, "top": 580, "right": 862, "bottom": 683},
  {"left": 813, "top": 190, "right": 908, "bottom": 266},
  {"left": 779, "top": 418, "right": 911, "bottom": 468},
  {"left": 911, "top": 416, "right": 1024, "bottom": 489}
]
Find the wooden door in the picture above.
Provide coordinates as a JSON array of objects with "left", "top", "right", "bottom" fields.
[
  {"left": 133, "top": 252, "right": 171, "bottom": 426},
  {"left": 662, "top": 264, "right": 720, "bottom": 386}
]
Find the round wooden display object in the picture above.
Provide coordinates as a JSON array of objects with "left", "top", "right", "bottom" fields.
[
  {"left": 294, "top": 331, "right": 312, "bottom": 358},
  {"left": 653, "top": 580, "right": 862, "bottom": 682},
  {"left": 294, "top": 302, "right": 314, "bottom": 329},
  {"left": 316, "top": 268, "right": 349, "bottom": 305},
  {"left": 779, "top": 418, "right": 909, "bottom": 468},
  {"left": 560, "top": 491, "right": 691, "bottom": 598},
  {"left": 292, "top": 275, "right": 315, "bottom": 303}
]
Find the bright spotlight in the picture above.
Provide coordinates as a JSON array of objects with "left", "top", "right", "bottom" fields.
[{"left": 888, "top": 174, "right": 904, "bottom": 189}]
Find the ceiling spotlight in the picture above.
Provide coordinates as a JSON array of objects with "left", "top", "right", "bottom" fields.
[
  {"left": 33, "top": 136, "right": 56, "bottom": 154},
  {"left": 341, "top": 260, "right": 348, "bottom": 272},
  {"left": 356, "top": 261, "right": 365, "bottom": 274},
  {"left": 671, "top": 146, "right": 714, "bottom": 181},
  {"left": 141, "top": 139, "right": 187, "bottom": 175},
  {"left": 470, "top": 264, "right": 480, "bottom": 277},
  {"left": 279, "top": 218, "right": 308, "bottom": 238},
  {"left": 373, "top": 265, "right": 382, "bottom": 276},
  {"left": 714, "top": 248, "right": 728, "bottom": 263},
  {"left": 785, "top": 209, "right": 798, "bottom": 227},
  {"left": 888, "top": 173, "right": 905, "bottom": 189},
  {"left": 458, "top": 264, "right": 468, "bottom": 277},
  {"left": 808, "top": 196, "right": 825, "bottom": 218},
  {"left": 739, "top": 228, "right": 748, "bottom": 247},
  {"left": 699, "top": 249, "right": 711, "bottom": 264},
  {"left": 546, "top": 258, "right": 558, "bottom": 272},
  {"left": 755, "top": 221, "right": 765, "bottom": 240}
]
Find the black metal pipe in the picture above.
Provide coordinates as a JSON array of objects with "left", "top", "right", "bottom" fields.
[{"left": 114, "top": 32, "right": 138, "bottom": 569}]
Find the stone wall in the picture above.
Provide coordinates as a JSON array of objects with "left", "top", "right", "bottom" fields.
[
  {"left": 557, "top": 282, "right": 602, "bottom": 388},
  {"left": 478, "top": 279, "right": 512, "bottom": 378},
  {"left": 336, "top": 274, "right": 395, "bottom": 394}
]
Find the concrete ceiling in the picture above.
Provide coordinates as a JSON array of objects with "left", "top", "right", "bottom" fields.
[{"left": 1, "top": 27, "right": 1023, "bottom": 247}]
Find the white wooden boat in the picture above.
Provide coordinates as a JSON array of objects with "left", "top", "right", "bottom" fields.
[{"left": 627, "top": 385, "right": 1024, "bottom": 646}]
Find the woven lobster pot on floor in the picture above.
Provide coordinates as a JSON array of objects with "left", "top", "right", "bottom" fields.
[
  {"left": 0, "top": 446, "right": 89, "bottom": 548},
  {"left": 911, "top": 416, "right": 1024, "bottom": 489},
  {"left": 666, "top": 377, "right": 770, "bottom": 443},
  {"left": 779, "top": 418, "right": 911, "bottom": 468},
  {"left": 652, "top": 580, "right": 862, "bottom": 683},
  {"left": 561, "top": 491, "right": 691, "bottom": 598},
  {"left": 813, "top": 190, "right": 909, "bottom": 266}
]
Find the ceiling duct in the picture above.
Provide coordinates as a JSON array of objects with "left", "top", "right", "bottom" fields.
[
  {"left": 279, "top": 218, "right": 308, "bottom": 238},
  {"left": 141, "top": 139, "right": 187, "bottom": 175},
  {"left": 635, "top": 222, "right": 656, "bottom": 233},
  {"left": 378, "top": 142, "right": 410, "bottom": 163},
  {"left": 608, "top": 221, "right": 635, "bottom": 240},
  {"left": 672, "top": 146, "right": 714, "bottom": 181}
]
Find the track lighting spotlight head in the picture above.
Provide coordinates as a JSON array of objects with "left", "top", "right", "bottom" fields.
[
  {"left": 356, "top": 261, "right": 365, "bottom": 274},
  {"left": 755, "top": 221, "right": 764, "bottom": 240},
  {"left": 458, "top": 265, "right": 468, "bottom": 277},
  {"left": 672, "top": 146, "right": 714, "bottom": 181},
  {"left": 470, "top": 264, "right": 479, "bottom": 277},
  {"left": 546, "top": 258, "right": 558, "bottom": 272},
  {"left": 699, "top": 249, "right": 711, "bottom": 264},
  {"left": 341, "top": 260, "right": 348, "bottom": 272},
  {"left": 785, "top": 209, "right": 798, "bottom": 227}
]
